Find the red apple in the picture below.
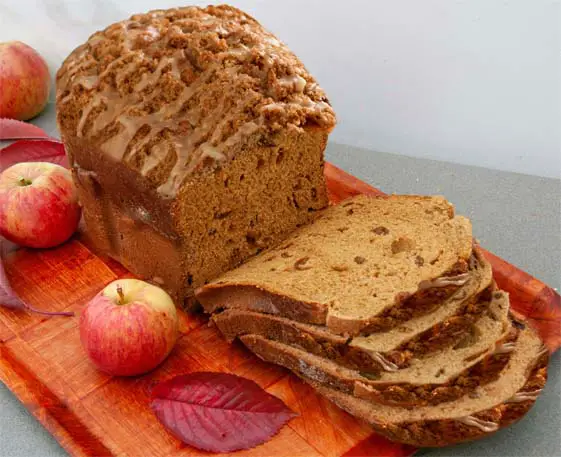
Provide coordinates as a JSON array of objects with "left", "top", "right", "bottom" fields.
[
  {"left": 80, "top": 279, "right": 179, "bottom": 376},
  {"left": 0, "top": 162, "right": 81, "bottom": 248},
  {"left": 0, "top": 41, "right": 50, "bottom": 120}
]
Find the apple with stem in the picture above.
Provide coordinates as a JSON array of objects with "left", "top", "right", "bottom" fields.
[
  {"left": 0, "top": 162, "right": 81, "bottom": 248},
  {"left": 80, "top": 279, "right": 179, "bottom": 377}
]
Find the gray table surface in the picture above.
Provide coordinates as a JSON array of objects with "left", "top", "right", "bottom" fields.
[{"left": 1, "top": 106, "right": 560, "bottom": 456}]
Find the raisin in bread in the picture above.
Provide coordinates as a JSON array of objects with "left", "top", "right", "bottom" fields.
[
  {"left": 198, "top": 195, "right": 473, "bottom": 335},
  {"left": 56, "top": 5, "right": 335, "bottom": 305}
]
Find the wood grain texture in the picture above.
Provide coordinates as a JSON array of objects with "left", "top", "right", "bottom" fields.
[{"left": 0, "top": 162, "right": 559, "bottom": 457}]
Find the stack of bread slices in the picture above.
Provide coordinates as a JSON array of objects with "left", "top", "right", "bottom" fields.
[{"left": 195, "top": 195, "right": 549, "bottom": 447}]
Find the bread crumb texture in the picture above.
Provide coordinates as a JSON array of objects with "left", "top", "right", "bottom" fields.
[{"left": 206, "top": 195, "right": 473, "bottom": 325}]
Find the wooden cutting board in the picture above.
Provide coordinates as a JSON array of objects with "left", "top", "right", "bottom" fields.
[{"left": 1, "top": 162, "right": 560, "bottom": 457}]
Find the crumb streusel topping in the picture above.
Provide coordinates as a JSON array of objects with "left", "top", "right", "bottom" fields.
[{"left": 56, "top": 5, "right": 336, "bottom": 197}]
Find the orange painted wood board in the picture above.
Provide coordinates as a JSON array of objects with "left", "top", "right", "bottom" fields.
[{"left": 1, "top": 162, "right": 559, "bottom": 457}]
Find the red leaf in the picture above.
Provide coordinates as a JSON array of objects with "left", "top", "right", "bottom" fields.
[
  {"left": 0, "top": 140, "right": 68, "bottom": 170},
  {"left": 0, "top": 118, "right": 50, "bottom": 140},
  {"left": 151, "top": 372, "right": 297, "bottom": 453}
]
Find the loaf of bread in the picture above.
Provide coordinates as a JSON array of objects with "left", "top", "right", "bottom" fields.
[
  {"left": 200, "top": 195, "right": 550, "bottom": 448},
  {"left": 56, "top": 5, "right": 335, "bottom": 304},
  {"left": 198, "top": 195, "right": 473, "bottom": 335}
]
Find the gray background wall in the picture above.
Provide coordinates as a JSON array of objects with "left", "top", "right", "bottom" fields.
[{"left": 2, "top": 0, "right": 559, "bottom": 178}]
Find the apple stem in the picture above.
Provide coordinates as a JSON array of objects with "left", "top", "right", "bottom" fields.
[
  {"left": 18, "top": 177, "right": 32, "bottom": 186},
  {"left": 116, "top": 285, "right": 125, "bottom": 305}
]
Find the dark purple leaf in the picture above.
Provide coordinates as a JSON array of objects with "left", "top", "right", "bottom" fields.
[
  {"left": 0, "top": 118, "right": 50, "bottom": 140},
  {"left": 151, "top": 372, "right": 297, "bottom": 452}
]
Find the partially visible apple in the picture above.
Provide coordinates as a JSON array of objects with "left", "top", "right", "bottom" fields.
[
  {"left": 80, "top": 279, "right": 179, "bottom": 377},
  {"left": 0, "top": 162, "right": 81, "bottom": 248},
  {"left": 0, "top": 41, "right": 50, "bottom": 120}
]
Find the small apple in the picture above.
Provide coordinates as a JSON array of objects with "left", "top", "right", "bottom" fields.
[
  {"left": 0, "top": 41, "right": 50, "bottom": 120},
  {"left": 80, "top": 279, "right": 179, "bottom": 376},
  {"left": 0, "top": 162, "right": 81, "bottom": 248}
]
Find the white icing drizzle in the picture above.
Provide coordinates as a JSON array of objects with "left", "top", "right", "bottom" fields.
[
  {"left": 74, "top": 75, "right": 99, "bottom": 90},
  {"left": 199, "top": 143, "right": 226, "bottom": 162},
  {"left": 145, "top": 26, "right": 160, "bottom": 39},
  {"left": 262, "top": 99, "right": 331, "bottom": 117},
  {"left": 370, "top": 352, "right": 399, "bottom": 372},
  {"left": 158, "top": 99, "right": 258, "bottom": 195},
  {"left": 200, "top": 15, "right": 218, "bottom": 26},
  {"left": 100, "top": 63, "right": 216, "bottom": 162},
  {"left": 77, "top": 56, "right": 144, "bottom": 138},
  {"left": 418, "top": 272, "right": 470, "bottom": 290},
  {"left": 303, "top": 99, "right": 331, "bottom": 111},
  {"left": 214, "top": 25, "right": 229, "bottom": 35},
  {"left": 156, "top": 84, "right": 240, "bottom": 196},
  {"left": 87, "top": 34, "right": 104, "bottom": 46},
  {"left": 506, "top": 389, "right": 543, "bottom": 403},
  {"left": 135, "top": 51, "right": 182, "bottom": 92},
  {"left": 141, "top": 143, "right": 169, "bottom": 175},
  {"left": 58, "top": 47, "right": 89, "bottom": 89},
  {"left": 263, "top": 35, "right": 281, "bottom": 47},
  {"left": 122, "top": 23, "right": 161, "bottom": 50},
  {"left": 226, "top": 45, "right": 251, "bottom": 57},
  {"left": 456, "top": 416, "right": 499, "bottom": 433},
  {"left": 279, "top": 74, "right": 307, "bottom": 93},
  {"left": 223, "top": 121, "right": 260, "bottom": 149},
  {"left": 493, "top": 342, "right": 516, "bottom": 355},
  {"left": 59, "top": 75, "right": 99, "bottom": 104},
  {"left": 76, "top": 101, "right": 98, "bottom": 138}
]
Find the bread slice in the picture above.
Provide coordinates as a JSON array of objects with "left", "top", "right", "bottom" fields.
[
  {"left": 310, "top": 324, "right": 548, "bottom": 447},
  {"left": 212, "top": 248, "right": 494, "bottom": 374},
  {"left": 247, "top": 319, "right": 549, "bottom": 447},
  {"left": 240, "top": 291, "right": 513, "bottom": 407},
  {"left": 197, "top": 195, "right": 473, "bottom": 336}
]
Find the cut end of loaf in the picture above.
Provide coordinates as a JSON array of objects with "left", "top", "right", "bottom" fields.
[{"left": 198, "top": 195, "right": 474, "bottom": 335}]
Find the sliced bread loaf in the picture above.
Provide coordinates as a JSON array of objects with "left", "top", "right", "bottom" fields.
[
  {"left": 212, "top": 248, "right": 494, "bottom": 374},
  {"left": 197, "top": 195, "right": 473, "bottom": 336},
  {"left": 309, "top": 323, "right": 548, "bottom": 447},
  {"left": 240, "top": 291, "right": 514, "bottom": 407}
]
